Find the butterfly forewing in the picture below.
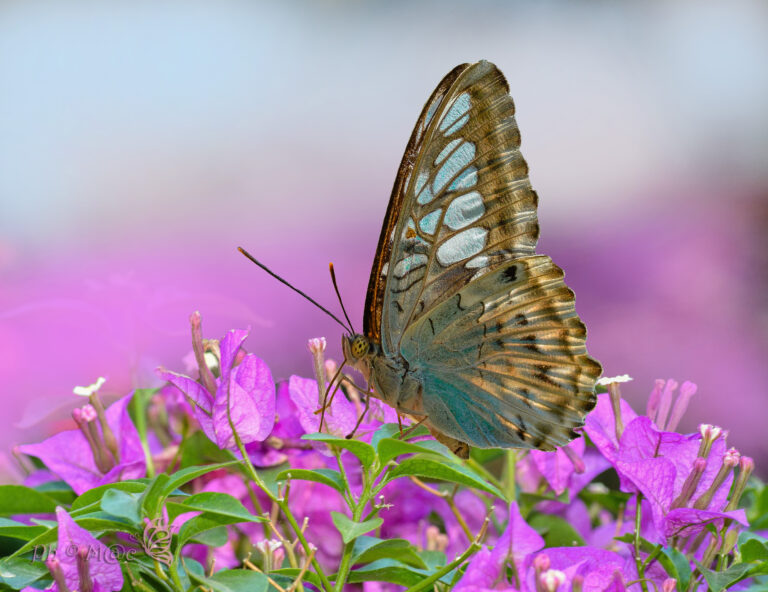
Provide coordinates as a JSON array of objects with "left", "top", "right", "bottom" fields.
[
  {"left": 376, "top": 61, "right": 539, "bottom": 355},
  {"left": 363, "top": 63, "right": 470, "bottom": 345}
]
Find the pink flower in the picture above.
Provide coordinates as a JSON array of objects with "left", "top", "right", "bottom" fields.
[
  {"left": 22, "top": 507, "right": 123, "bottom": 592},
  {"left": 157, "top": 313, "right": 275, "bottom": 450},
  {"left": 18, "top": 394, "right": 145, "bottom": 495}
]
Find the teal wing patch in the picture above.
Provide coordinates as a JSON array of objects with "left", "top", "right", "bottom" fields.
[{"left": 401, "top": 256, "right": 601, "bottom": 450}]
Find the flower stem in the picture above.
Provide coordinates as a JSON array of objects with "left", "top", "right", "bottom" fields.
[
  {"left": 504, "top": 449, "right": 517, "bottom": 501},
  {"left": 167, "top": 560, "right": 185, "bottom": 592},
  {"left": 333, "top": 464, "right": 374, "bottom": 591},
  {"left": 633, "top": 494, "right": 649, "bottom": 592}
]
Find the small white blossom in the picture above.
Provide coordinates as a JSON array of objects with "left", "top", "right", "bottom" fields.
[
  {"left": 540, "top": 569, "right": 567, "bottom": 592},
  {"left": 307, "top": 337, "right": 327, "bottom": 354},
  {"left": 73, "top": 377, "right": 106, "bottom": 397},
  {"left": 596, "top": 374, "right": 633, "bottom": 386},
  {"left": 255, "top": 539, "right": 283, "bottom": 553}
]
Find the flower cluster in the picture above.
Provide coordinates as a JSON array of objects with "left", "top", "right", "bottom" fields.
[{"left": 1, "top": 313, "right": 765, "bottom": 592}]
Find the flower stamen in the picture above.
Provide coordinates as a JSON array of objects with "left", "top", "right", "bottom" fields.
[{"left": 693, "top": 448, "right": 740, "bottom": 510}]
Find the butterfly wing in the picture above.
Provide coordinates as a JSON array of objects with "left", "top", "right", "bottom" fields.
[
  {"left": 366, "top": 61, "right": 540, "bottom": 355},
  {"left": 364, "top": 62, "right": 471, "bottom": 345},
  {"left": 365, "top": 60, "right": 600, "bottom": 450},
  {"left": 401, "top": 256, "right": 601, "bottom": 450}
]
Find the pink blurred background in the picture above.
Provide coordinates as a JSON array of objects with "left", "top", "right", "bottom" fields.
[{"left": 2, "top": 1, "right": 767, "bottom": 479}]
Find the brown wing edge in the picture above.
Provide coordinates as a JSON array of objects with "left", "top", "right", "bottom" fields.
[{"left": 363, "top": 62, "right": 472, "bottom": 341}]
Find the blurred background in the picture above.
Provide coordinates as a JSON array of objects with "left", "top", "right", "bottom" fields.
[{"left": 1, "top": 1, "right": 767, "bottom": 478}]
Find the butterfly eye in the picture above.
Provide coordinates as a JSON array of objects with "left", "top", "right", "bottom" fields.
[{"left": 351, "top": 336, "right": 370, "bottom": 358}]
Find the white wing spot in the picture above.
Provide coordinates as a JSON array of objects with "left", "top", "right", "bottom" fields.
[
  {"left": 466, "top": 255, "right": 489, "bottom": 269},
  {"left": 424, "top": 100, "right": 440, "bottom": 128},
  {"left": 444, "top": 113, "right": 469, "bottom": 135},
  {"left": 393, "top": 254, "right": 428, "bottom": 278},
  {"left": 417, "top": 178, "right": 435, "bottom": 205},
  {"left": 433, "top": 142, "right": 476, "bottom": 193},
  {"left": 414, "top": 172, "right": 428, "bottom": 195},
  {"left": 419, "top": 209, "right": 442, "bottom": 235},
  {"left": 435, "top": 139, "right": 461, "bottom": 165},
  {"left": 380, "top": 262, "right": 389, "bottom": 276},
  {"left": 437, "top": 228, "right": 488, "bottom": 266},
  {"left": 439, "top": 92, "right": 471, "bottom": 133},
  {"left": 449, "top": 166, "right": 478, "bottom": 191},
  {"left": 444, "top": 191, "right": 485, "bottom": 230}
]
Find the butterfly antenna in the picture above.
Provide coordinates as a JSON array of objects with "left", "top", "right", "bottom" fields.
[
  {"left": 329, "top": 262, "right": 356, "bottom": 334},
  {"left": 237, "top": 247, "right": 352, "bottom": 333}
]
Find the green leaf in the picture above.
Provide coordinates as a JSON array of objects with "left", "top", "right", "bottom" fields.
[
  {"left": 387, "top": 457, "right": 503, "bottom": 497},
  {"left": 370, "top": 423, "right": 430, "bottom": 450},
  {"left": 177, "top": 516, "right": 230, "bottom": 547},
  {"left": 659, "top": 546, "right": 691, "bottom": 590},
  {"left": 171, "top": 492, "right": 264, "bottom": 523},
  {"left": 0, "top": 557, "right": 49, "bottom": 588},
  {"left": 71, "top": 481, "right": 148, "bottom": 511},
  {"left": 694, "top": 560, "right": 762, "bottom": 592},
  {"left": 528, "top": 514, "right": 586, "bottom": 547},
  {"left": 351, "top": 536, "right": 427, "bottom": 568},
  {"left": 140, "top": 473, "right": 171, "bottom": 519},
  {"left": 253, "top": 465, "right": 288, "bottom": 497},
  {"left": 174, "top": 494, "right": 263, "bottom": 547},
  {"left": 747, "top": 483, "right": 768, "bottom": 530},
  {"left": 101, "top": 489, "right": 142, "bottom": 524},
  {"left": 188, "top": 525, "right": 229, "bottom": 547},
  {"left": 161, "top": 461, "right": 239, "bottom": 497},
  {"left": 0, "top": 518, "right": 46, "bottom": 542},
  {"left": 302, "top": 433, "right": 376, "bottom": 468},
  {"left": 123, "top": 559, "right": 175, "bottom": 592},
  {"left": 419, "top": 550, "right": 447, "bottom": 570},
  {"left": 371, "top": 424, "right": 401, "bottom": 448},
  {"left": 32, "top": 481, "right": 76, "bottom": 505},
  {"left": 188, "top": 568, "right": 269, "bottom": 592},
  {"left": 346, "top": 559, "right": 429, "bottom": 586},
  {"left": 331, "top": 512, "right": 383, "bottom": 544},
  {"left": 376, "top": 438, "right": 452, "bottom": 464},
  {"left": 0, "top": 486, "right": 58, "bottom": 516},
  {"left": 275, "top": 468, "right": 345, "bottom": 494},
  {"left": 139, "top": 461, "right": 237, "bottom": 520},
  {"left": 739, "top": 531, "right": 768, "bottom": 563}
]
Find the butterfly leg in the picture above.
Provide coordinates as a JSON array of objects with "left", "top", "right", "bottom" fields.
[
  {"left": 395, "top": 403, "right": 471, "bottom": 458},
  {"left": 345, "top": 384, "right": 374, "bottom": 440},
  {"left": 396, "top": 415, "right": 428, "bottom": 440},
  {"left": 318, "top": 363, "right": 346, "bottom": 432}
]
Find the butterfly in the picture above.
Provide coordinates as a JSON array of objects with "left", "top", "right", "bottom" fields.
[{"left": 338, "top": 60, "right": 602, "bottom": 458}]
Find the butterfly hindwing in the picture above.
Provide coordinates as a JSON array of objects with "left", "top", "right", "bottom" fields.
[{"left": 401, "top": 256, "right": 601, "bottom": 450}]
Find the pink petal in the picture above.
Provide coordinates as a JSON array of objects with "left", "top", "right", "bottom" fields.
[{"left": 55, "top": 507, "right": 123, "bottom": 592}]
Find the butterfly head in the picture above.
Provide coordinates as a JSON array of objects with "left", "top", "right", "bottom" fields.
[{"left": 345, "top": 334, "right": 371, "bottom": 360}]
